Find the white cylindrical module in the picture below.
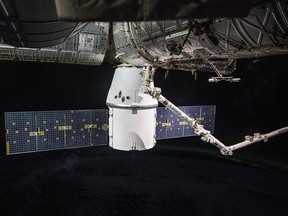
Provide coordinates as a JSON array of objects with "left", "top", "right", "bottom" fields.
[
  {"left": 111, "top": 1, "right": 288, "bottom": 73},
  {"left": 106, "top": 66, "right": 158, "bottom": 151}
]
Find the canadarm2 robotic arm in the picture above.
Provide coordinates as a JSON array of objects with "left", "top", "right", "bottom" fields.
[{"left": 141, "top": 66, "right": 288, "bottom": 156}]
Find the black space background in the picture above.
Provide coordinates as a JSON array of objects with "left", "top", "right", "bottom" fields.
[{"left": 0, "top": 55, "right": 288, "bottom": 168}]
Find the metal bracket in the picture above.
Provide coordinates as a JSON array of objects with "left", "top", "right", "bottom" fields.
[
  {"left": 208, "top": 61, "right": 241, "bottom": 83},
  {"left": 208, "top": 76, "right": 241, "bottom": 83}
]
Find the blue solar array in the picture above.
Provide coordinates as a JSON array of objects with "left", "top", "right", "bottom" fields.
[
  {"left": 37, "top": 111, "right": 65, "bottom": 151},
  {"left": 4, "top": 109, "right": 108, "bottom": 155},
  {"left": 200, "top": 106, "right": 216, "bottom": 134},
  {"left": 156, "top": 105, "right": 216, "bottom": 140},
  {"left": 166, "top": 107, "right": 186, "bottom": 139},
  {"left": 5, "top": 112, "right": 37, "bottom": 154},
  {"left": 183, "top": 106, "right": 201, "bottom": 136},
  {"left": 4, "top": 106, "right": 215, "bottom": 154},
  {"left": 66, "top": 110, "right": 91, "bottom": 148},
  {"left": 91, "top": 109, "right": 108, "bottom": 146},
  {"left": 155, "top": 107, "right": 167, "bottom": 139}
]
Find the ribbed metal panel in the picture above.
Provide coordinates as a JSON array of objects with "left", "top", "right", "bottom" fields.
[
  {"left": 0, "top": 22, "right": 109, "bottom": 65},
  {"left": 0, "top": 0, "right": 86, "bottom": 47},
  {"left": 113, "top": 0, "right": 288, "bottom": 72}
]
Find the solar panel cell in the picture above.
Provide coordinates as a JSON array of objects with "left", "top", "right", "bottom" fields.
[
  {"left": 5, "top": 112, "right": 37, "bottom": 154},
  {"left": 166, "top": 107, "right": 185, "bottom": 138},
  {"left": 66, "top": 110, "right": 91, "bottom": 148},
  {"left": 37, "top": 111, "right": 65, "bottom": 151},
  {"left": 91, "top": 109, "right": 108, "bottom": 145},
  {"left": 156, "top": 105, "right": 216, "bottom": 140},
  {"left": 155, "top": 107, "right": 168, "bottom": 140},
  {"left": 183, "top": 106, "right": 201, "bottom": 136},
  {"left": 200, "top": 106, "right": 216, "bottom": 134}
]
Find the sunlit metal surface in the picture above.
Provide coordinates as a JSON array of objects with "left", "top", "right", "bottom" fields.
[
  {"left": 0, "top": 22, "right": 109, "bottom": 65},
  {"left": 112, "top": 0, "right": 288, "bottom": 73}
]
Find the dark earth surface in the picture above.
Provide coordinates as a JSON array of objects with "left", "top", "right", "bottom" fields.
[{"left": 1, "top": 145, "right": 288, "bottom": 216}]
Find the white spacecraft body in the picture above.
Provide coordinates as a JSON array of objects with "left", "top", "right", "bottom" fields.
[{"left": 106, "top": 66, "right": 158, "bottom": 151}]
